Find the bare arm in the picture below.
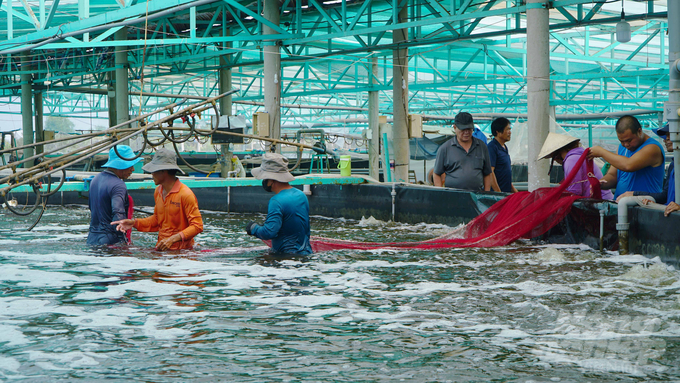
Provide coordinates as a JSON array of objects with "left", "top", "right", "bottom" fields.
[
  {"left": 489, "top": 167, "right": 501, "bottom": 192},
  {"left": 589, "top": 144, "right": 663, "bottom": 173},
  {"left": 599, "top": 165, "right": 618, "bottom": 190},
  {"left": 433, "top": 173, "right": 444, "bottom": 187},
  {"left": 483, "top": 174, "right": 492, "bottom": 192}
]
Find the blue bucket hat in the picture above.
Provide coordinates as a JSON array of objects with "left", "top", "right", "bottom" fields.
[
  {"left": 102, "top": 145, "right": 142, "bottom": 170},
  {"left": 652, "top": 123, "right": 669, "bottom": 139}
]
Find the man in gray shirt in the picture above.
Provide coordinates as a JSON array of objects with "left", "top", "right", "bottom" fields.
[{"left": 433, "top": 112, "right": 492, "bottom": 191}]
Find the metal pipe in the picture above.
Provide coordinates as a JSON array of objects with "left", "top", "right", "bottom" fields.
[
  {"left": 599, "top": 207, "right": 605, "bottom": 252},
  {"left": 667, "top": 0, "right": 680, "bottom": 204},
  {"left": 0, "top": 0, "right": 222, "bottom": 55},
  {"left": 115, "top": 27, "right": 130, "bottom": 141},
  {"left": 391, "top": 183, "right": 396, "bottom": 222},
  {"left": 382, "top": 132, "right": 392, "bottom": 183},
  {"left": 526, "top": 0, "right": 550, "bottom": 191},
  {"left": 21, "top": 52, "right": 34, "bottom": 162},
  {"left": 1, "top": 91, "right": 233, "bottom": 192},
  {"left": 368, "top": 56, "right": 380, "bottom": 180}
]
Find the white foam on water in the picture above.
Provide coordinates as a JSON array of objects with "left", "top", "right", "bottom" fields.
[
  {"left": 375, "top": 282, "right": 464, "bottom": 296},
  {"left": 63, "top": 307, "right": 144, "bottom": 329},
  {"left": 1, "top": 264, "right": 82, "bottom": 288},
  {"left": 24, "top": 350, "right": 104, "bottom": 368},
  {"left": 497, "top": 329, "right": 531, "bottom": 338},
  {"left": 73, "top": 279, "right": 199, "bottom": 301},
  {"left": 0, "top": 324, "right": 29, "bottom": 346},
  {"left": 0, "top": 356, "right": 21, "bottom": 372},
  {"left": 0, "top": 298, "right": 74, "bottom": 318},
  {"left": 142, "top": 315, "right": 191, "bottom": 340},
  {"left": 321, "top": 271, "right": 387, "bottom": 291},
  {"left": 533, "top": 248, "right": 566, "bottom": 262},
  {"left": 618, "top": 263, "right": 678, "bottom": 286},
  {"left": 218, "top": 294, "right": 343, "bottom": 309},
  {"left": 357, "top": 216, "right": 386, "bottom": 226},
  {"left": 30, "top": 224, "right": 90, "bottom": 232}
]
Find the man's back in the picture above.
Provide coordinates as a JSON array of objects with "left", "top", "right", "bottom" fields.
[
  {"left": 255, "top": 188, "right": 312, "bottom": 255},
  {"left": 87, "top": 171, "right": 128, "bottom": 245}
]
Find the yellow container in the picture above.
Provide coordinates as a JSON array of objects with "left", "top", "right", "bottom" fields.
[{"left": 338, "top": 155, "right": 351, "bottom": 176}]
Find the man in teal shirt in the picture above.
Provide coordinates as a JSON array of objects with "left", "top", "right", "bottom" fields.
[{"left": 245, "top": 153, "right": 313, "bottom": 255}]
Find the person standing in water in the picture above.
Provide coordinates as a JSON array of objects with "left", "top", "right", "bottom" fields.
[
  {"left": 245, "top": 153, "right": 313, "bottom": 255},
  {"left": 87, "top": 145, "right": 141, "bottom": 246},
  {"left": 112, "top": 149, "right": 203, "bottom": 250}
]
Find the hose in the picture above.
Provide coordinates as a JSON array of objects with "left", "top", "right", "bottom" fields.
[
  {"left": 172, "top": 140, "right": 210, "bottom": 174},
  {"left": 2, "top": 182, "right": 43, "bottom": 216}
]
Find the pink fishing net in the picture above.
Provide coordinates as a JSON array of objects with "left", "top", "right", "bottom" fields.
[{"left": 305, "top": 148, "right": 596, "bottom": 252}]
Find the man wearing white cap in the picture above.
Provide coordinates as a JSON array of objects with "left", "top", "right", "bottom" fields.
[
  {"left": 113, "top": 148, "right": 203, "bottom": 250},
  {"left": 245, "top": 153, "right": 312, "bottom": 255},
  {"left": 87, "top": 145, "right": 142, "bottom": 246}
]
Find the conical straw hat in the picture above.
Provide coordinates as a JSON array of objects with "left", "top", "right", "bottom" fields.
[{"left": 537, "top": 132, "right": 580, "bottom": 160}]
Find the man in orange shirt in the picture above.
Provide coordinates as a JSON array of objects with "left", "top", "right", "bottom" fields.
[{"left": 112, "top": 149, "right": 203, "bottom": 250}]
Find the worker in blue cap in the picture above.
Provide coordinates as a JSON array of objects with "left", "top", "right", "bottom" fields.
[{"left": 87, "top": 145, "right": 142, "bottom": 245}]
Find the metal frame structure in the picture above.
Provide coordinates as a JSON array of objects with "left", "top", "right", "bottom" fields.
[{"left": 0, "top": 0, "right": 671, "bottom": 134}]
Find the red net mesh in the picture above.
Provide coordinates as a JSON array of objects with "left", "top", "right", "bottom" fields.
[{"left": 274, "top": 149, "right": 592, "bottom": 252}]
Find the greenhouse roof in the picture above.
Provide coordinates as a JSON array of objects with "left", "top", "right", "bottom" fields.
[{"left": 0, "top": 0, "right": 673, "bottom": 132}]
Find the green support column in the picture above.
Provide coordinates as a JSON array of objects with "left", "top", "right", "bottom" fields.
[
  {"left": 219, "top": 37, "right": 234, "bottom": 177},
  {"left": 34, "top": 89, "right": 44, "bottom": 155},
  {"left": 115, "top": 28, "right": 130, "bottom": 130},
  {"left": 21, "top": 52, "right": 34, "bottom": 163},
  {"left": 368, "top": 56, "right": 380, "bottom": 180}
]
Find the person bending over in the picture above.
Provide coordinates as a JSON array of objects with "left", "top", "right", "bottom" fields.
[
  {"left": 245, "top": 153, "right": 313, "bottom": 255},
  {"left": 538, "top": 132, "right": 613, "bottom": 199},
  {"left": 112, "top": 149, "right": 203, "bottom": 250},
  {"left": 87, "top": 145, "right": 141, "bottom": 245},
  {"left": 587, "top": 115, "right": 665, "bottom": 199}
]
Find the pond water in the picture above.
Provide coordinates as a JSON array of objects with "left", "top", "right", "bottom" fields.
[{"left": 1, "top": 206, "right": 679, "bottom": 382}]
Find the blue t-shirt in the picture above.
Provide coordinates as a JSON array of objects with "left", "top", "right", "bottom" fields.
[
  {"left": 487, "top": 138, "right": 513, "bottom": 192},
  {"left": 473, "top": 128, "right": 487, "bottom": 144},
  {"left": 615, "top": 138, "right": 665, "bottom": 198},
  {"left": 252, "top": 188, "right": 313, "bottom": 255},
  {"left": 87, "top": 170, "right": 129, "bottom": 245}
]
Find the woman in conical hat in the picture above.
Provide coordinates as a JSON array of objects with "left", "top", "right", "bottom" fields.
[{"left": 538, "top": 132, "right": 614, "bottom": 200}]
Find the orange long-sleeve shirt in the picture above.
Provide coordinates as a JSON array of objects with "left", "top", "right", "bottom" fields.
[{"left": 134, "top": 179, "right": 203, "bottom": 250}]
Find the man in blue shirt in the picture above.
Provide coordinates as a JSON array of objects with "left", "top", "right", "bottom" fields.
[
  {"left": 619, "top": 123, "right": 678, "bottom": 216},
  {"left": 245, "top": 153, "right": 313, "bottom": 255},
  {"left": 487, "top": 117, "right": 518, "bottom": 193},
  {"left": 588, "top": 115, "right": 665, "bottom": 199},
  {"left": 87, "top": 145, "right": 141, "bottom": 246}
]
